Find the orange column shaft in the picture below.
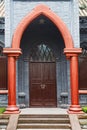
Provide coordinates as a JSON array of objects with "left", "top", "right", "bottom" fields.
[
  {"left": 5, "top": 56, "right": 20, "bottom": 114},
  {"left": 70, "top": 55, "right": 79, "bottom": 105},
  {"left": 8, "top": 56, "right": 16, "bottom": 105},
  {"left": 68, "top": 55, "right": 82, "bottom": 113}
]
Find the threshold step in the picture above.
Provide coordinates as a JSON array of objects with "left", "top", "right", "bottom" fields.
[
  {"left": 17, "top": 128, "right": 71, "bottom": 130},
  {"left": 20, "top": 114, "right": 69, "bottom": 118},
  {"left": 17, "top": 129, "right": 71, "bottom": 130},
  {"left": 17, "top": 124, "right": 71, "bottom": 129},
  {"left": 18, "top": 118, "right": 70, "bottom": 124}
]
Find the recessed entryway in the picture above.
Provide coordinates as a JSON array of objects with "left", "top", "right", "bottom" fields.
[{"left": 29, "top": 44, "right": 57, "bottom": 107}]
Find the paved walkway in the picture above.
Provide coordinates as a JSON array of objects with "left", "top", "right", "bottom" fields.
[{"left": 20, "top": 108, "right": 68, "bottom": 114}]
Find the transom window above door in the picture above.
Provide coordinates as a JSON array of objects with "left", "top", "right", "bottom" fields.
[{"left": 29, "top": 43, "right": 55, "bottom": 62}]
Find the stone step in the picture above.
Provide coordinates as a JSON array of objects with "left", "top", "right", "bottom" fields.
[
  {"left": 0, "top": 114, "right": 10, "bottom": 129},
  {"left": 20, "top": 114, "right": 69, "bottom": 118},
  {"left": 0, "top": 119, "right": 8, "bottom": 125},
  {"left": 18, "top": 117, "right": 70, "bottom": 124},
  {"left": 18, "top": 114, "right": 71, "bottom": 129},
  {"left": 17, "top": 129, "right": 71, "bottom": 130},
  {"left": 17, "top": 123, "right": 71, "bottom": 129},
  {"left": 0, "top": 114, "right": 82, "bottom": 130}
]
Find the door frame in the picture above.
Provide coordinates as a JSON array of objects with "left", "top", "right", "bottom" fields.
[{"left": 29, "top": 61, "right": 57, "bottom": 107}]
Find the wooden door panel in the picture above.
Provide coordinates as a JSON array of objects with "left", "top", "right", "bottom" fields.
[
  {"left": 30, "top": 62, "right": 57, "bottom": 107},
  {"left": 79, "top": 57, "right": 87, "bottom": 89},
  {"left": 42, "top": 84, "right": 56, "bottom": 107},
  {"left": 30, "top": 63, "right": 42, "bottom": 106},
  {"left": 30, "top": 84, "right": 42, "bottom": 106},
  {"left": 43, "top": 63, "right": 56, "bottom": 82},
  {"left": 30, "top": 63, "right": 42, "bottom": 83},
  {"left": 42, "top": 63, "right": 56, "bottom": 106},
  {"left": 0, "top": 56, "right": 7, "bottom": 90}
]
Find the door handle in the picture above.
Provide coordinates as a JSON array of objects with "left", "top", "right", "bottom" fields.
[{"left": 40, "top": 84, "right": 46, "bottom": 89}]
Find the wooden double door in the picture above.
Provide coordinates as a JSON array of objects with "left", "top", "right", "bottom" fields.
[{"left": 29, "top": 62, "right": 57, "bottom": 107}]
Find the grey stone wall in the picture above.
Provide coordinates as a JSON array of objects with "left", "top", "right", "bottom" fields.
[
  {"left": 5, "top": 0, "right": 80, "bottom": 48},
  {"left": 0, "top": 18, "right": 5, "bottom": 46},
  {"left": 0, "top": 95, "right": 8, "bottom": 107},
  {"left": 0, "top": 35, "right": 4, "bottom": 47},
  {"left": 79, "top": 17, "right": 87, "bottom": 106},
  {"left": 80, "top": 17, "right": 87, "bottom": 44},
  {"left": 80, "top": 95, "right": 87, "bottom": 105}
]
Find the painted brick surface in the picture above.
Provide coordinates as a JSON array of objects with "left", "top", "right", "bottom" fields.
[{"left": 5, "top": 0, "right": 80, "bottom": 48}]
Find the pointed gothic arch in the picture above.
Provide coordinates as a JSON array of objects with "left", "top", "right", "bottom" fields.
[
  {"left": 12, "top": 4, "right": 74, "bottom": 49},
  {"left": 3, "top": 4, "right": 82, "bottom": 114}
]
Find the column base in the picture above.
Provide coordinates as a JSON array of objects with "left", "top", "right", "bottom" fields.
[
  {"left": 67, "top": 105, "right": 84, "bottom": 114},
  {"left": 4, "top": 105, "right": 20, "bottom": 114}
]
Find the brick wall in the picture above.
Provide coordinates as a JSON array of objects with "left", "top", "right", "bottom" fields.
[{"left": 5, "top": 0, "right": 80, "bottom": 48}]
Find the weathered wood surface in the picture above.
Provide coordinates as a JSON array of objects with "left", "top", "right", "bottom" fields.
[
  {"left": 69, "top": 114, "right": 81, "bottom": 130},
  {"left": 6, "top": 114, "right": 19, "bottom": 130}
]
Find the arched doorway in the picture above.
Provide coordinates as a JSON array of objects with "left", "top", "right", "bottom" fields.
[
  {"left": 3, "top": 4, "right": 82, "bottom": 113},
  {"left": 19, "top": 14, "right": 66, "bottom": 107}
]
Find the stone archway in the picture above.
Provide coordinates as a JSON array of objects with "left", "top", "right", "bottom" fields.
[
  {"left": 3, "top": 4, "right": 82, "bottom": 113},
  {"left": 11, "top": 4, "right": 74, "bottom": 49}
]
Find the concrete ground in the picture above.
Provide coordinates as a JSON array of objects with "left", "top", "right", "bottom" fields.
[{"left": 20, "top": 108, "right": 68, "bottom": 114}]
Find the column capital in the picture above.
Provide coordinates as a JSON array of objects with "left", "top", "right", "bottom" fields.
[
  {"left": 3, "top": 48, "right": 22, "bottom": 57},
  {"left": 64, "top": 48, "right": 82, "bottom": 59}
]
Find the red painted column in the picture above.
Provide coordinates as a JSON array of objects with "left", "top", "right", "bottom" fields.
[
  {"left": 5, "top": 55, "right": 20, "bottom": 113},
  {"left": 3, "top": 48, "right": 22, "bottom": 114},
  {"left": 68, "top": 54, "right": 82, "bottom": 113}
]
